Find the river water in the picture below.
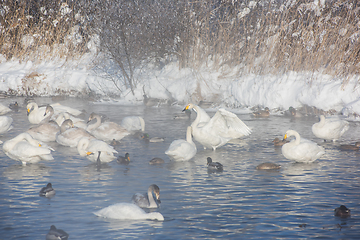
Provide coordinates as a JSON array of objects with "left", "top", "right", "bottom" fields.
[{"left": 0, "top": 97, "right": 359, "bottom": 239}]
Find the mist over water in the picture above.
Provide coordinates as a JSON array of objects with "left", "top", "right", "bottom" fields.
[{"left": 0, "top": 97, "right": 359, "bottom": 239}]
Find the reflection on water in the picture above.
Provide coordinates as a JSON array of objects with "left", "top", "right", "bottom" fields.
[{"left": 0, "top": 98, "right": 359, "bottom": 239}]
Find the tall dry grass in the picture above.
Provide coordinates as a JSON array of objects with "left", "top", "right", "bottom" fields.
[{"left": 0, "top": 0, "right": 92, "bottom": 62}]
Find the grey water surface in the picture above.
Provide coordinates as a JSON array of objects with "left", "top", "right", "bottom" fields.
[{"left": 0, "top": 97, "right": 359, "bottom": 239}]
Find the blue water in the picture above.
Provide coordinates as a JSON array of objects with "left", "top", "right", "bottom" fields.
[{"left": 0, "top": 97, "right": 359, "bottom": 239}]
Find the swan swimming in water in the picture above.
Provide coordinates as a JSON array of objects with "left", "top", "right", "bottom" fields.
[
  {"left": 56, "top": 119, "right": 95, "bottom": 147},
  {"left": 3, "top": 132, "right": 54, "bottom": 165},
  {"left": 312, "top": 115, "right": 349, "bottom": 141},
  {"left": 165, "top": 126, "right": 196, "bottom": 161},
  {"left": 94, "top": 202, "right": 164, "bottom": 221},
  {"left": 27, "top": 102, "right": 82, "bottom": 124},
  {"left": 121, "top": 116, "right": 145, "bottom": 133},
  {"left": 0, "top": 116, "right": 13, "bottom": 134},
  {"left": 77, "top": 137, "right": 118, "bottom": 163},
  {"left": 281, "top": 130, "right": 325, "bottom": 163},
  {"left": 131, "top": 184, "right": 161, "bottom": 208},
  {"left": 87, "top": 113, "right": 130, "bottom": 142},
  {"left": 27, "top": 105, "right": 60, "bottom": 142},
  {"left": 183, "top": 103, "right": 251, "bottom": 150}
]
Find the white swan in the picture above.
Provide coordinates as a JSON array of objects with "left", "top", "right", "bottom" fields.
[
  {"left": 87, "top": 113, "right": 130, "bottom": 142},
  {"left": 56, "top": 119, "right": 94, "bottom": 147},
  {"left": 0, "top": 103, "right": 11, "bottom": 115},
  {"left": 77, "top": 137, "right": 118, "bottom": 163},
  {"left": 312, "top": 115, "right": 349, "bottom": 141},
  {"left": 184, "top": 103, "right": 251, "bottom": 150},
  {"left": 54, "top": 112, "right": 87, "bottom": 129},
  {"left": 27, "top": 102, "right": 82, "bottom": 124},
  {"left": 27, "top": 105, "right": 60, "bottom": 142},
  {"left": 3, "top": 132, "right": 54, "bottom": 165},
  {"left": 165, "top": 126, "right": 197, "bottom": 161},
  {"left": 131, "top": 184, "right": 161, "bottom": 208},
  {"left": 282, "top": 130, "right": 325, "bottom": 163},
  {"left": 121, "top": 116, "right": 145, "bottom": 133},
  {"left": 94, "top": 202, "right": 164, "bottom": 221},
  {"left": 0, "top": 116, "right": 13, "bottom": 134}
]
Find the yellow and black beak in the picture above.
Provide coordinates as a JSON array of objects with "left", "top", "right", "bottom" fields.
[
  {"left": 182, "top": 104, "right": 190, "bottom": 112},
  {"left": 283, "top": 134, "right": 288, "bottom": 140}
]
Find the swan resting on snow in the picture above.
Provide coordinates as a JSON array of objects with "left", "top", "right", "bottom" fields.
[
  {"left": 184, "top": 103, "right": 251, "bottom": 150},
  {"left": 165, "top": 126, "right": 196, "bottom": 161},
  {"left": 131, "top": 184, "right": 161, "bottom": 208},
  {"left": 281, "top": 130, "right": 325, "bottom": 163},
  {"left": 3, "top": 132, "right": 54, "bottom": 165},
  {"left": 94, "top": 202, "right": 164, "bottom": 221},
  {"left": 312, "top": 115, "right": 349, "bottom": 141}
]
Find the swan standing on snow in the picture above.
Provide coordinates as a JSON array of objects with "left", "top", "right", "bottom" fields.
[
  {"left": 183, "top": 103, "right": 251, "bottom": 150},
  {"left": 121, "top": 116, "right": 145, "bottom": 133},
  {"left": 165, "top": 126, "right": 197, "bottom": 161},
  {"left": 56, "top": 119, "right": 94, "bottom": 147},
  {"left": 0, "top": 116, "right": 13, "bottom": 134},
  {"left": 312, "top": 115, "right": 349, "bottom": 141},
  {"left": 94, "top": 202, "right": 164, "bottom": 221},
  {"left": 3, "top": 132, "right": 54, "bottom": 165},
  {"left": 131, "top": 184, "right": 161, "bottom": 208},
  {"left": 281, "top": 130, "right": 325, "bottom": 163},
  {"left": 27, "top": 105, "right": 60, "bottom": 142},
  {"left": 77, "top": 137, "right": 118, "bottom": 163},
  {"left": 87, "top": 113, "right": 130, "bottom": 142}
]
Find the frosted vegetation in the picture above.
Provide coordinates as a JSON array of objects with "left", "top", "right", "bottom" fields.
[{"left": 1, "top": 0, "right": 359, "bottom": 112}]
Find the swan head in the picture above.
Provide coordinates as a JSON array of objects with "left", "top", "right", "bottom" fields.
[
  {"left": 150, "top": 184, "right": 161, "bottom": 203},
  {"left": 27, "top": 102, "right": 36, "bottom": 115},
  {"left": 44, "top": 105, "right": 54, "bottom": 117},
  {"left": 88, "top": 112, "right": 100, "bottom": 123},
  {"left": 334, "top": 205, "right": 351, "bottom": 218},
  {"left": 183, "top": 103, "right": 195, "bottom": 112},
  {"left": 60, "top": 119, "right": 74, "bottom": 133}
]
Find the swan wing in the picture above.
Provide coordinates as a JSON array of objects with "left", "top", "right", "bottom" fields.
[{"left": 205, "top": 109, "right": 251, "bottom": 139}]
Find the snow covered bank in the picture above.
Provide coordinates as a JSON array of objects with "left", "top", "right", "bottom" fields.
[{"left": 0, "top": 57, "right": 359, "bottom": 117}]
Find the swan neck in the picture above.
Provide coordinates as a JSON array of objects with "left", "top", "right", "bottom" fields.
[
  {"left": 148, "top": 187, "right": 157, "bottom": 207},
  {"left": 186, "top": 126, "right": 193, "bottom": 144}
]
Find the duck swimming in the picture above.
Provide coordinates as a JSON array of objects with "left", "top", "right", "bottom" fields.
[
  {"left": 39, "top": 183, "right": 56, "bottom": 198},
  {"left": 183, "top": 103, "right": 251, "bottom": 150},
  {"left": 207, "top": 157, "right": 223, "bottom": 172},
  {"left": 46, "top": 225, "right": 69, "bottom": 240},
  {"left": 256, "top": 162, "right": 281, "bottom": 170},
  {"left": 252, "top": 107, "right": 270, "bottom": 117},
  {"left": 334, "top": 205, "right": 351, "bottom": 218},
  {"left": 149, "top": 157, "right": 165, "bottom": 165},
  {"left": 339, "top": 142, "right": 360, "bottom": 151},
  {"left": 131, "top": 184, "right": 161, "bottom": 208},
  {"left": 273, "top": 137, "right": 289, "bottom": 147},
  {"left": 117, "top": 153, "right": 130, "bottom": 165}
]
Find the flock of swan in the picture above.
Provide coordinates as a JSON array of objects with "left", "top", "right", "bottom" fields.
[{"left": 0, "top": 100, "right": 353, "bottom": 225}]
